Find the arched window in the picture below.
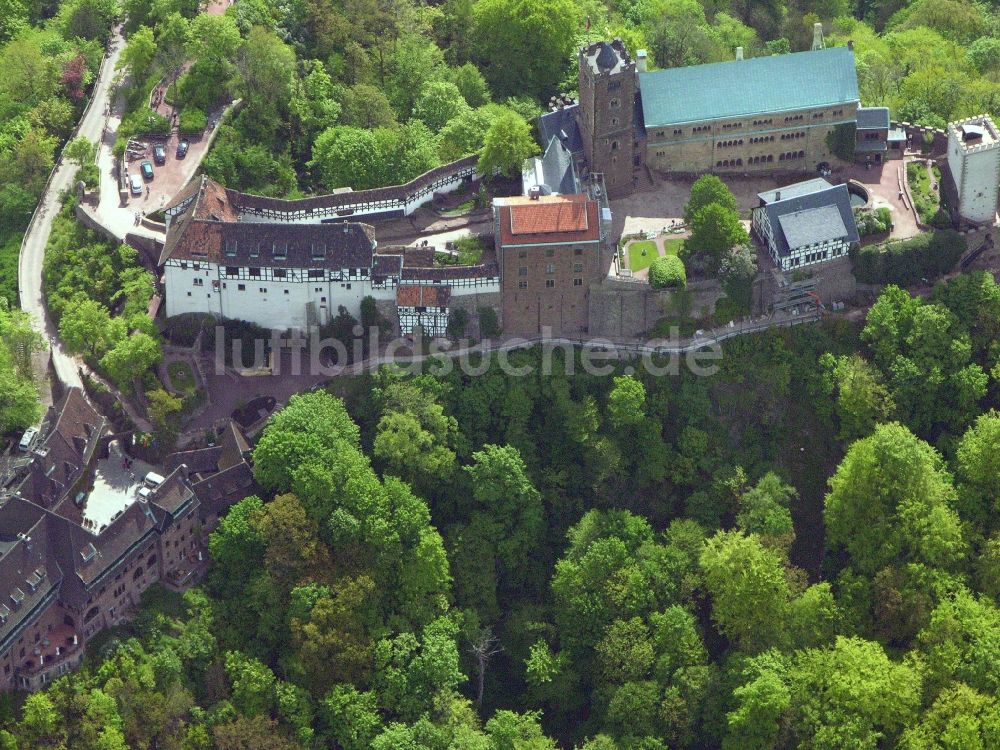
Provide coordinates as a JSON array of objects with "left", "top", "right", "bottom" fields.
[
  {"left": 133, "top": 567, "right": 143, "bottom": 581},
  {"left": 611, "top": 140, "right": 619, "bottom": 151},
  {"left": 84, "top": 607, "right": 99, "bottom": 624}
]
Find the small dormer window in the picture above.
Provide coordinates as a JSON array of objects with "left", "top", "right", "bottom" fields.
[
  {"left": 311, "top": 243, "right": 325, "bottom": 261},
  {"left": 225, "top": 240, "right": 237, "bottom": 257},
  {"left": 249, "top": 244, "right": 259, "bottom": 258},
  {"left": 274, "top": 243, "right": 287, "bottom": 260},
  {"left": 25, "top": 571, "right": 42, "bottom": 591}
]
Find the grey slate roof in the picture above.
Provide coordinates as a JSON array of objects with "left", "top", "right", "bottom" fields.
[
  {"left": 538, "top": 105, "right": 583, "bottom": 155},
  {"left": 778, "top": 205, "right": 848, "bottom": 249},
  {"left": 639, "top": 46, "right": 859, "bottom": 128},
  {"left": 856, "top": 106, "right": 890, "bottom": 130},
  {"left": 761, "top": 180, "right": 859, "bottom": 257},
  {"left": 160, "top": 218, "right": 377, "bottom": 270},
  {"left": 524, "top": 138, "right": 578, "bottom": 196},
  {"left": 758, "top": 178, "right": 834, "bottom": 205}
]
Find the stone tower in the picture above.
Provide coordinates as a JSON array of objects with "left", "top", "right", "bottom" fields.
[
  {"left": 946, "top": 115, "right": 1000, "bottom": 227},
  {"left": 578, "top": 39, "right": 637, "bottom": 197}
]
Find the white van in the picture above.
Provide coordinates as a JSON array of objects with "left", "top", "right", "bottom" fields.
[
  {"left": 18, "top": 428, "right": 38, "bottom": 452},
  {"left": 143, "top": 471, "right": 165, "bottom": 488}
]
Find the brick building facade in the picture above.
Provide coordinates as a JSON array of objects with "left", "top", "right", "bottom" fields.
[
  {"left": 495, "top": 194, "right": 609, "bottom": 335},
  {"left": 0, "top": 390, "right": 254, "bottom": 690}
]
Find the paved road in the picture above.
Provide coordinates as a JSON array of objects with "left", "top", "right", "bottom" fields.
[{"left": 18, "top": 29, "right": 128, "bottom": 395}]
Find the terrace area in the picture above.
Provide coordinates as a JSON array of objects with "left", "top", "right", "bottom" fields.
[{"left": 58, "top": 440, "right": 156, "bottom": 534}]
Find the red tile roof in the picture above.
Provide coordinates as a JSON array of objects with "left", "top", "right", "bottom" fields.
[
  {"left": 499, "top": 195, "right": 600, "bottom": 247},
  {"left": 510, "top": 200, "right": 589, "bottom": 234},
  {"left": 396, "top": 285, "right": 451, "bottom": 307}
]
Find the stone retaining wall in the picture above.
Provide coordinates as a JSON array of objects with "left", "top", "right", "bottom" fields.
[{"left": 588, "top": 277, "right": 725, "bottom": 338}]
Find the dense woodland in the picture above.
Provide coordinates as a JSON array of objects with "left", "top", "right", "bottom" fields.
[{"left": 3, "top": 273, "right": 1000, "bottom": 748}]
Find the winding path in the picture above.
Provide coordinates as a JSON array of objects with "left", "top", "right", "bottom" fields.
[{"left": 18, "top": 28, "right": 128, "bottom": 399}]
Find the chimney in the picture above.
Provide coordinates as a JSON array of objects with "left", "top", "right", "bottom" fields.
[
  {"left": 847, "top": 39, "right": 854, "bottom": 51},
  {"left": 736, "top": 47, "right": 743, "bottom": 61},
  {"left": 636, "top": 49, "right": 648, "bottom": 73},
  {"left": 812, "top": 22, "right": 825, "bottom": 51}
]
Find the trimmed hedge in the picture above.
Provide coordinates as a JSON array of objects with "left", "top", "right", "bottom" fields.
[
  {"left": 851, "top": 229, "right": 965, "bottom": 285},
  {"left": 649, "top": 255, "right": 687, "bottom": 290}
]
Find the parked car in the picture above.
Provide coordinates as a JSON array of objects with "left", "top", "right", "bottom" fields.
[
  {"left": 18, "top": 427, "right": 38, "bottom": 452},
  {"left": 129, "top": 174, "right": 142, "bottom": 195},
  {"left": 153, "top": 143, "right": 166, "bottom": 165},
  {"left": 140, "top": 160, "right": 154, "bottom": 180},
  {"left": 176, "top": 139, "right": 189, "bottom": 158}
]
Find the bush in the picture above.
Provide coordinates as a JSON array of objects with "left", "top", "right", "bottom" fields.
[
  {"left": 446, "top": 308, "right": 469, "bottom": 339},
  {"left": 713, "top": 295, "right": 744, "bottom": 325},
  {"left": 478, "top": 306, "right": 501, "bottom": 338},
  {"left": 648, "top": 256, "right": 687, "bottom": 290},
  {"left": 855, "top": 207, "right": 892, "bottom": 237},
  {"left": 178, "top": 107, "right": 207, "bottom": 134},
  {"left": 77, "top": 162, "right": 99, "bottom": 190},
  {"left": 851, "top": 230, "right": 966, "bottom": 285},
  {"left": 119, "top": 108, "right": 171, "bottom": 139},
  {"left": 164, "top": 313, "right": 216, "bottom": 346},
  {"left": 202, "top": 318, "right": 272, "bottom": 367}
]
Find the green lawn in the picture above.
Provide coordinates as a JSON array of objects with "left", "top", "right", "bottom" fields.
[
  {"left": 662, "top": 238, "right": 684, "bottom": 257},
  {"left": 167, "top": 360, "right": 196, "bottom": 394},
  {"left": 628, "top": 240, "right": 658, "bottom": 272}
]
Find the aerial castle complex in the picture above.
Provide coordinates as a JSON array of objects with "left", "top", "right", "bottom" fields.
[
  {"left": 542, "top": 39, "right": 890, "bottom": 195},
  {"left": 161, "top": 39, "right": 892, "bottom": 337}
]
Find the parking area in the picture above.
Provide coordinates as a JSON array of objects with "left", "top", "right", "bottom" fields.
[{"left": 121, "top": 131, "right": 212, "bottom": 216}]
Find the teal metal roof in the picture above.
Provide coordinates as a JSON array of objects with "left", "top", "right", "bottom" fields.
[{"left": 638, "top": 47, "right": 859, "bottom": 128}]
